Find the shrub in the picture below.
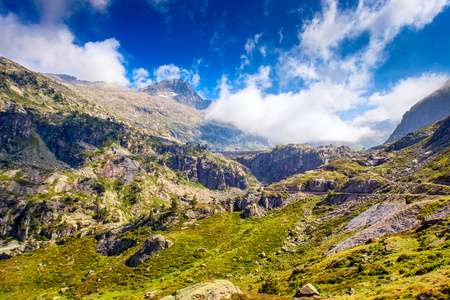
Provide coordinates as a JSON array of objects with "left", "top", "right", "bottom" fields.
[{"left": 258, "top": 275, "right": 280, "bottom": 295}]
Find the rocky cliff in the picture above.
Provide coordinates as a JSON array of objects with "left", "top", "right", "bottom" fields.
[
  {"left": 386, "top": 79, "right": 450, "bottom": 143},
  {"left": 235, "top": 144, "right": 356, "bottom": 184}
]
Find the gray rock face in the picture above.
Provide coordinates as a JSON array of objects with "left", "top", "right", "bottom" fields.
[
  {"left": 159, "top": 279, "right": 242, "bottom": 300},
  {"left": 304, "top": 178, "right": 337, "bottom": 192},
  {"left": 141, "top": 79, "right": 212, "bottom": 110},
  {"left": 94, "top": 236, "right": 136, "bottom": 256},
  {"left": 167, "top": 155, "right": 249, "bottom": 190},
  {"left": 344, "top": 201, "right": 405, "bottom": 233},
  {"left": 224, "top": 189, "right": 300, "bottom": 218},
  {"left": 328, "top": 202, "right": 424, "bottom": 255},
  {"left": 338, "top": 178, "right": 382, "bottom": 194},
  {"left": 235, "top": 144, "right": 355, "bottom": 184},
  {"left": 128, "top": 235, "right": 173, "bottom": 267},
  {"left": 386, "top": 79, "right": 450, "bottom": 144}
]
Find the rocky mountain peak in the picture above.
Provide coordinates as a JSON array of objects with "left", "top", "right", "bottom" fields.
[
  {"left": 386, "top": 78, "right": 450, "bottom": 143},
  {"left": 141, "top": 78, "right": 212, "bottom": 110}
]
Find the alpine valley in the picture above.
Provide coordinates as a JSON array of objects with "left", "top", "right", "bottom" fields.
[{"left": 1, "top": 56, "right": 450, "bottom": 300}]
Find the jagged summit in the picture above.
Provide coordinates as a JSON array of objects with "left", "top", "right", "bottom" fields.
[
  {"left": 141, "top": 78, "right": 212, "bottom": 110},
  {"left": 386, "top": 78, "right": 450, "bottom": 144}
]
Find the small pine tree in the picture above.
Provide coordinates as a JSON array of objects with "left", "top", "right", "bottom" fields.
[{"left": 170, "top": 195, "right": 178, "bottom": 213}]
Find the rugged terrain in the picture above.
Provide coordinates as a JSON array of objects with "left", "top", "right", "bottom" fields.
[
  {"left": 230, "top": 144, "right": 357, "bottom": 184},
  {"left": 0, "top": 57, "right": 449, "bottom": 300}
]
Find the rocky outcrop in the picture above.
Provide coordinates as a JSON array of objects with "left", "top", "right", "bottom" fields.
[
  {"left": 343, "top": 201, "right": 405, "bottom": 233},
  {"left": 127, "top": 235, "right": 173, "bottom": 267},
  {"left": 386, "top": 79, "right": 450, "bottom": 144},
  {"left": 36, "top": 113, "right": 128, "bottom": 168},
  {"left": 304, "top": 178, "right": 337, "bottom": 192},
  {"left": 96, "top": 156, "right": 141, "bottom": 184},
  {"left": 224, "top": 189, "right": 300, "bottom": 218},
  {"left": 94, "top": 236, "right": 136, "bottom": 256},
  {"left": 425, "top": 115, "right": 450, "bottom": 150},
  {"left": 235, "top": 144, "right": 355, "bottom": 184},
  {"left": 338, "top": 178, "right": 382, "bottom": 194},
  {"left": 0, "top": 108, "right": 34, "bottom": 153},
  {"left": 183, "top": 207, "right": 220, "bottom": 220},
  {"left": 159, "top": 279, "right": 242, "bottom": 300},
  {"left": 328, "top": 202, "right": 425, "bottom": 255},
  {"left": 386, "top": 130, "right": 434, "bottom": 152},
  {"left": 167, "top": 155, "right": 249, "bottom": 190}
]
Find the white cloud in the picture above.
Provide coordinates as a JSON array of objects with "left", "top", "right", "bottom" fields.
[
  {"left": 259, "top": 46, "right": 267, "bottom": 57},
  {"left": 88, "top": 0, "right": 111, "bottom": 11},
  {"left": 208, "top": 0, "right": 450, "bottom": 146},
  {"left": 0, "top": 14, "right": 128, "bottom": 85},
  {"left": 294, "top": 0, "right": 450, "bottom": 88},
  {"left": 154, "top": 64, "right": 181, "bottom": 81},
  {"left": 245, "top": 33, "right": 262, "bottom": 55},
  {"left": 278, "top": 28, "right": 283, "bottom": 43},
  {"left": 132, "top": 68, "right": 153, "bottom": 88},
  {"left": 207, "top": 80, "right": 370, "bottom": 144}
]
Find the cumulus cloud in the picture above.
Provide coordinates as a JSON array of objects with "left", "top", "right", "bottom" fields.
[
  {"left": 207, "top": 79, "right": 371, "bottom": 144},
  {"left": 0, "top": 14, "right": 128, "bottom": 85},
  {"left": 208, "top": 0, "right": 450, "bottom": 146}
]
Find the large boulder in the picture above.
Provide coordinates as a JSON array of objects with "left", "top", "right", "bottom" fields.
[
  {"left": 127, "top": 235, "right": 173, "bottom": 267},
  {"left": 295, "top": 283, "right": 320, "bottom": 297},
  {"left": 159, "top": 279, "right": 242, "bottom": 300}
]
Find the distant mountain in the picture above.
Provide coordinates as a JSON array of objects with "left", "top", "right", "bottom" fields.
[
  {"left": 386, "top": 79, "right": 450, "bottom": 144},
  {"left": 141, "top": 79, "right": 212, "bottom": 110}
]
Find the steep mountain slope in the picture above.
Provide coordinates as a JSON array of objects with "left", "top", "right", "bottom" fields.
[
  {"left": 47, "top": 74, "right": 271, "bottom": 151},
  {"left": 386, "top": 78, "right": 450, "bottom": 143}
]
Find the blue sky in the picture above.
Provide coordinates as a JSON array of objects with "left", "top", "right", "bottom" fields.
[{"left": 0, "top": 0, "right": 449, "bottom": 146}]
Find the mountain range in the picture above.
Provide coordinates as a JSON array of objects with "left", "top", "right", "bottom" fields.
[{"left": 0, "top": 56, "right": 449, "bottom": 300}]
